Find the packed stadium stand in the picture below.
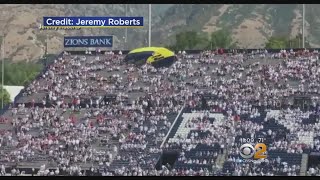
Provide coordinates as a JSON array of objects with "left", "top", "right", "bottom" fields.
[{"left": 1, "top": 48, "right": 320, "bottom": 176}]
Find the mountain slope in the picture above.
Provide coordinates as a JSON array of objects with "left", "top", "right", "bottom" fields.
[
  {"left": 1, "top": 4, "right": 320, "bottom": 62},
  {"left": 0, "top": 4, "right": 171, "bottom": 62},
  {"left": 155, "top": 4, "right": 319, "bottom": 49}
]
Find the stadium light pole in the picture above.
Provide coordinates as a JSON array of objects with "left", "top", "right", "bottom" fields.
[
  {"left": 148, "top": 4, "right": 152, "bottom": 47},
  {"left": 1, "top": 34, "right": 4, "bottom": 109},
  {"left": 45, "top": 34, "right": 48, "bottom": 67},
  {"left": 302, "top": 4, "right": 305, "bottom": 48},
  {"left": 125, "top": 4, "right": 128, "bottom": 50},
  {"left": 298, "top": 34, "right": 301, "bottom": 48}
]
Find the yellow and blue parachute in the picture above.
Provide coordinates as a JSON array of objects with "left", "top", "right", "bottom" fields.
[{"left": 124, "top": 47, "right": 176, "bottom": 67}]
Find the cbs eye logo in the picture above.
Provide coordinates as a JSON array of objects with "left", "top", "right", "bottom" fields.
[{"left": 240, "top": 143, "right": 267, "bottom": 159}]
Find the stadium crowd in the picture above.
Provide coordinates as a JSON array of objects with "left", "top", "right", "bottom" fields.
[{"left": 1, "top": 48, "right": 320, "bottom": 176}]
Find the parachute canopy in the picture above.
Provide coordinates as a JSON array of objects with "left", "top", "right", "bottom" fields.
[{"left": 124, "top": 47, "right": 176, "bottom": 67}]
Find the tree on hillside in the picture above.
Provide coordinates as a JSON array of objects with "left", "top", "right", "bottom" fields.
[
  {"left": 208, "top": 29, "right": 237, "bottom": 49},
  {"left": 0, "top": 61, "right": 42, "bottom": 86},
  {"left": 287, "top": 34, "right": 311, "bottom": 48},
  {"left": 194, "top": 32, "right": 210, "bottom": 50},
  {"left": 0, "top": 86, "right": 10, "bottom": 109},
  {"left": 265, "top": 34, "right": 311, "bottom": 49},
  {"left": 175, "top": 31, "right": 201, "bottom": 50},
  {"left": 265, "top": 36, "right": 287, "bottom": 49},
  {"left": 170, "top": 29, "right": 236, "bottom": 51}
]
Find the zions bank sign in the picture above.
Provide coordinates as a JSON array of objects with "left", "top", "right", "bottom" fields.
[{"left": 64, "top": 36, "right": 113, "bottom": 47}]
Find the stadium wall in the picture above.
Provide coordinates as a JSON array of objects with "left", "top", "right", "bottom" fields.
[{"left": 66, "top": 48, "right": 320, "bottom": 55}]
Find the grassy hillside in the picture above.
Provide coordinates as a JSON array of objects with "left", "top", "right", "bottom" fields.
[
  {"left": 1, "top": 4, "right": 320, "bottom": 62},
  {"left": 0, "top": 4, "right": 171, "bottom": 62},
  {"left": 156, "top": 4, "right": 320, "bottom": 48}
]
